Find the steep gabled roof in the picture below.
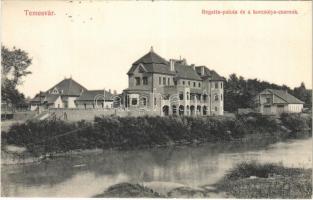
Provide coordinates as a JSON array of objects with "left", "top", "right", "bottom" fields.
[
  {"left": 133, "top": 50, "right": 168, "bottom": 65},
  {"left": 128, "top": 50, "right": 172, "bottom": 75},
  {"left": 175, "top": 64, "right": 202, "bottom": 81},
  {"left": 44, "top": 94, "right": 60, "bottom": 104},
  {"left": 195, "top": 66, "right": 225, "bottom": 81},
  {"left": 76, "top": 90, "right": 113, "bottom": 101},
  {"left": 141, "top": 63, "right": 176, "bottom": 75},
  {"left": 30, "top": 92, "right": 46, "bottom": 103},
  {"left": 268, "top": 89, "right": 304, "bottom": 104},
  {"left": 262, "top": 89, "right": 304, "bottom": 104},
  {"left": 46, "top": 78, "right": 87, "bottom": 96},
  {"left": 128, "top": 49, "right": 223, "bottom": 81}
]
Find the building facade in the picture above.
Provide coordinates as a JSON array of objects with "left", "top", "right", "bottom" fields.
[
  {"left": 253, "top": 89, "right": 304, "bottom": 115},
  {"left": 123, "top": 47, "right": 225, "bottom": 116},
  {"left": 75, "top": 90, "right": 114, "bottom": 109},
  {"left": 30, "top": 78, "right": 88, "bottom": 110}
]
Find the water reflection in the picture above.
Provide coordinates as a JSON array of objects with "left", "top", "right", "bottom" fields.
[{"left": 2, "top": 138, "right": 312, "bottom": 197}]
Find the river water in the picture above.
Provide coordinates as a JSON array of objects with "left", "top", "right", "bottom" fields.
[{"left": 1, "top": 137, "right": 312, "bottom": 197}]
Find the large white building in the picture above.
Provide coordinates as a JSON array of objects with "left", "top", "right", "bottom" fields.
[{"left": 123, "top": 47, "right": 225, "bottom": 116}]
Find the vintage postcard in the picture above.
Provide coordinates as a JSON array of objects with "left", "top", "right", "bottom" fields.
[{"left": 1, "top": 0, "right": 312, "bottom": 198}]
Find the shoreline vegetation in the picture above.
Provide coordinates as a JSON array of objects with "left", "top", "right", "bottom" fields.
[
  {"left": 1, "top": 113, "right": 311, "bottom": 159},
  {"left": 92, "top": 162, "right": 312, "bottom": 198}
]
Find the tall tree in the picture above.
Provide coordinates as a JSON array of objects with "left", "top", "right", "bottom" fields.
[
  {"left": 223, "top": 73, "right": 309, "bottom": 112},
  {"left": 293, "top": 82, "right": 312, "bottom": 108},
  {"left": 1, "top": 46, "right": 32, "bottom": 106}
]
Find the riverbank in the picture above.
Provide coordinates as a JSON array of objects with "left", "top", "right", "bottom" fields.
[
  {"left": 2, "top": 137, "right": 311, "bottom": 197},
  {"left": 92, "top": 162, "right": 312, "bottom": 198},
  {"left": 214, "top": 162, "right": 312, "bottom": 198},
  {"left": 1, "top": 113, "right": 311, "bottom": 158}
]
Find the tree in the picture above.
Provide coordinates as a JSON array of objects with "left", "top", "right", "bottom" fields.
[
  {"left": 294, "top": 82, "right": 312, "bottom": 108},
  {"left": 223, "top": 73, "right": 306, "bottom": 112},
  {"left": 1, "top": 46, "right": 32, "bottom": 106}
]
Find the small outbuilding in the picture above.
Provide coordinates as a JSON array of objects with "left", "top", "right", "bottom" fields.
[
  {"left": 75, "top": 90, "right": 114, "bottom": 109},
  {"left": 253, "top": 89, "right": 304, "bottom": 115}
]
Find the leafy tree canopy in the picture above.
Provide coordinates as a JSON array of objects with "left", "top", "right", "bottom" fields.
[
  {"left": 1, "top": 46, "right": 32, "bottom": 106},
  {"left": 224, "top": 74, "right": 311, "bottom": 112}
]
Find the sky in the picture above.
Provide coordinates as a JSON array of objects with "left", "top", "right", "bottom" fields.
[{"left": 2, "top": 0, "right": 312, "bottom": 98}]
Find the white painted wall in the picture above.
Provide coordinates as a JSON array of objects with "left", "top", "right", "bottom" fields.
[
  {"left": 53, "top": 96, "right": 64, "bottom": 108},
  {"left": 30, "top": 104, "right": 38, "bottom": 111},
  {"left": 68, "top": 97, "right": 77, "bottom": 108},
  {"left": 287, "top": 104, "right": 303, "bottom": 113}
]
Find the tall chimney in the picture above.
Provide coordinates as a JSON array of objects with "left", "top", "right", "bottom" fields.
[
  {"left": 109, "top": 89, "right": 111, "bottom": 94},
  {"left": 113, "top": 90, "right": 117, "bottom": 95},
  {"left": 170, "top": 59, "right": 175, "bottom": 71},
  {"left": 191, "top": 64, "right": 195, "bottom": 71},
  {"left": 201, "top": 66, "right": 205, "bottom": 75}
]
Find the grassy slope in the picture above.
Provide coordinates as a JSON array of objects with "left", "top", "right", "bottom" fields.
[{"left": 215, "top": 162, "right": 312, "bottom": 198}]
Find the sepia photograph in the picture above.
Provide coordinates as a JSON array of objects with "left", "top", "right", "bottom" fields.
[{"left": 1, "top": 0, "right": 312, "bottom": 198}]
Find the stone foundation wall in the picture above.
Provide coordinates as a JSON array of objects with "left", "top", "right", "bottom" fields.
[{"left": 48, "top": 108, "right": 160, "bottom": 122}]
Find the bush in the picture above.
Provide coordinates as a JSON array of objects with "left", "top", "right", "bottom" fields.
[
  {"left": 280, "top": 113, "right": 310, "bottom": 132},
  {"left": 216, "top": 162, "right": 312, "bottom": 198},
  {"left": 2, "top": 114, "right": 309, "bottom": 157}
]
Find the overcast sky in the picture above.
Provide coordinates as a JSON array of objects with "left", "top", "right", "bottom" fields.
[{"left": 2, "top": 1, "right": 312, "bottom": 97}]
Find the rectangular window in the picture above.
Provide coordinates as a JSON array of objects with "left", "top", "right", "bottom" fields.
[
  {"left": 163, "top": 77, "right": 166, "bottom": 85},
  {"left": 188, "top": 81, "right": 190, "bottom": 86},
  {"left": 143, "top": 77, "right": 148, "bottom": 85},
  {"left": 182, "top": 81, "right": 185, "bottom": 85},
  {"left": 179, "top": 93, "right": 184, "bottom": 100},
  {"left": 215, "top": 82, "right": 218, "bottom": 89},
  {"left": 135, "top": 77, "right": 140, "bottom": 85},
  {"left": 193, "top": 82, "right": 196, "bottom": 87},
  {"left": 266, "top": 98, "right": 271, "bottom": 103},
  {"left": 198, "top": 82, "right": 201, "bottom": 87},
  {"left": 221, "top": 94, "right": 223, "bottom": 101},
  {"left": 214, "top": 94, "right": 219, "bottom": 101},
  {"left": 142, "top": 98, "right": 147, "bottom": 106},
  {"left": 159, "top": 77, "right": 161, "bottom": 85},
  {"left": 174, "top": 79, "right": 177, "bottom": 85},
  {"left": 168, "top": 78, "right": 170, "bottom": 85},
  {"left": 220, "top": 82, "right": 223, "bottom": 88},
  {"left": 131, "top": 98, "right": 138, "bottom": 105}
]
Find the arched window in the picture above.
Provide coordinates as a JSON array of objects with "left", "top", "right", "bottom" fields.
[
  {"left": 163, "top": 105, "right": 169, "bottom": 116},
  {"left": 179, "top": 92, "right": 184, "bottom": 100},
  {"left": 179, "top": 105, "right": 184, "bottom": 116},
  {"left": 203, "top": 106, "right": 207, "bottom": 115},
  {"left": 172, "top": 105, "right": 177, "bottom": 115},
  {"left": 52, "top": 88, "right": 59, "bottom": 94},
  {"left": 214, "top": 94, "right": 219, "bottom": 101},
  {"left": 186, "top": 92, "right": 190, "bottom": 100},
  {"left": 190, "top": 105, "right": 195, "bottom": 116}
]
